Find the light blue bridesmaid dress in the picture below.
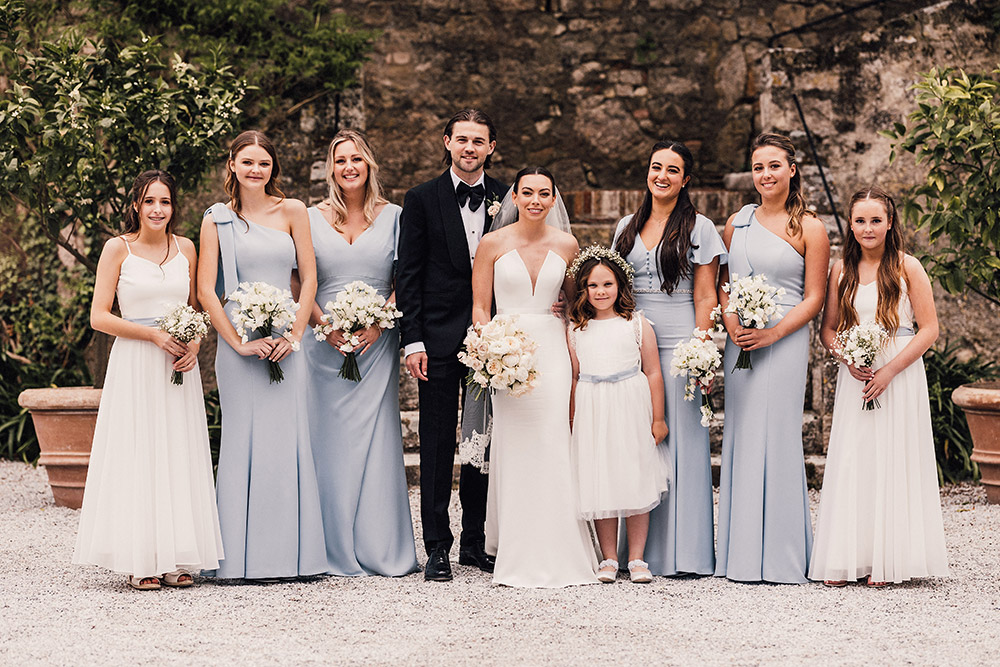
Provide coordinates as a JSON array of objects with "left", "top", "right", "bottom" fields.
[
  {"left": 715, "top": 203, "right": 813, "bottom": 583},
  {"left": 208, "top": 203, "right": 329, "bottom": 579},
  {"left": 613, "top": 214, "right": 727, "bottom": 576},
  {"left": 304, "top": 204, "right": 418, "bottom": 576}
]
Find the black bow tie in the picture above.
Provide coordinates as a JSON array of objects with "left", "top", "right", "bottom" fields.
[{"left": 456, "top": 182, "right": 486, "bottom": 212}]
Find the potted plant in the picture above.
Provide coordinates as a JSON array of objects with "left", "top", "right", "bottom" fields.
[
  {"left": 0, "top": 3, "right": 243, "bottom": 507},
  {"left": 886, "top": 64, "right": 1000, "bottom": 502}
]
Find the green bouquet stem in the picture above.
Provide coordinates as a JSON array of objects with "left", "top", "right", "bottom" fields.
[
  {"left": 733, "top": 348, "right": 752, "bottom": 372},
  {"left": 340, "top": 351, "right": 361, "bottom": 382},
  {"left": 256, "top": 324, "right": 285, "bottom": 384}
]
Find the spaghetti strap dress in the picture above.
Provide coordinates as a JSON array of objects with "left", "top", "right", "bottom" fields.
[
  {"left": 207, "top": 203, "right": 329, "bottom": 579},
  {"left": 809, "top": 276, "right": 948, "bottom": 583},
  {"left": 74, "top": 238, "right": 224, "bottom": 577},
  {"left": 715, "top": 204, "right": 813, "bottom": 584}
]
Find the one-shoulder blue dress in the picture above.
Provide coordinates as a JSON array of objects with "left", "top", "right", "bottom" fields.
[
  {"left": 208, "top": 203, "right": 329, "bottom": 579},
  {"left": 303, "top": 204, "right": 418, "bottom": 576},
  {"left": 613, "top": 214, "right": 727, "bottom": 576},
  {"left": 715, "top": 204, "right": 813, "bottom": 583}
]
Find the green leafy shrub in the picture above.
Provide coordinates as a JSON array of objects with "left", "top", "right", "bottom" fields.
[
  {"left": 924, "top": 342, "right": 998, "bottom": 484},
  {"left": 884, "top": 65, "right": 1000, "bottom": 306}
]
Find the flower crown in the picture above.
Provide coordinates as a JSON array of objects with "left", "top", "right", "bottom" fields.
[{"left": 567, "top": 244, "right": 634, "bottom": 285}]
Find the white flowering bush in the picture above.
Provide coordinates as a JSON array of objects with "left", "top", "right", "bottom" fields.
[
  {"left": 458, "top": 314, "right": 538, "bottom": 398},
  {"left": 156, "top": 303, "right": 211, "bottom": 385},
  {"left": 721, "top": 273, "right": 786, "bottom": 370},
  {"left": 835, "top": 322, "right": 890, "bottom": 410},
  {"left": 669, "top": 329, "right": 722, "bottom": 426},
  {"left": 228, "top": 282, "right": 300, "bottom": 384},
  {"left": 313, "top": 281, "right": 402, "bottom": 382}
]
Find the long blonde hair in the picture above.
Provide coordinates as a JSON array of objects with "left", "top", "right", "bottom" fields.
[
  {"left": 324, "top": 129, "right": 387, "bottom": 227},
  {"left": 751, "top": 133, "right": 809, "bottom": 237},
  {"left": 837, "top": 186, "right": 905, "bottom": 336}
]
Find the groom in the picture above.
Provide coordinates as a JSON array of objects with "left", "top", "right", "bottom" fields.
[{"left": 396, "top": 109, "right": 507, "bottom": 581}]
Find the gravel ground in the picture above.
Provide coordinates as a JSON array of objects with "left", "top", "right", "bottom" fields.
[{"left": 1, "top": 459, "right": 998, "bottom": 666}]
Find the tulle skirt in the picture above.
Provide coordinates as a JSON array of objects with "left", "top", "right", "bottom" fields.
[
  {"left": 73, "top": 338, "right": 224, "bottom": 577},
  {"left": 809, "top": 338, "right": 949, "bottom": 583}
]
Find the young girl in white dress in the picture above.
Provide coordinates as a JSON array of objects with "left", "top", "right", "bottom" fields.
[
  {"left": 567, "top": 246, "right": 671, "bottom": 584},
  {"left": 809, "top": 186, "right": 948, "bottom": 587},
  {"left": 73, "top": 171, "right": 224, "bottom": 590}
]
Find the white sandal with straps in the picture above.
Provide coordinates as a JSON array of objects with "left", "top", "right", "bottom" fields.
[
  {"left": 628, "top": 559, "right": 652, "bottom": 583},
  {"left": 597, "top": 559, "right": 618, "bottom": 583}
]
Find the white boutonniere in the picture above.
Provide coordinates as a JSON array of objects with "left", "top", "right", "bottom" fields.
[{"left": 486, "top": 196, "right": 502, "bottom": 218}]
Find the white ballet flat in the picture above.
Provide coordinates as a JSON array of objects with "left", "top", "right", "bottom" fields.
[
  {"left": 628, "top": 559, "right": 652, "bottom": 583},
  {"left": 597, "top": 559, "right": 618, "bottom": 583}
]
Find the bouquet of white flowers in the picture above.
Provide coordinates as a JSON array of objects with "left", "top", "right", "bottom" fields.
[
  {"left": 722, "top": 273, "right": 786, "bottom": 371},
  {"left": 457, "top": 314, "right": 538, "bottom": 399},
  {"left": 669, "top": 329, "right": 723, "bottom": 426},
  {"left": 228, "top": 281, "right": 300, "bottom": 384},
  {"left": 835, "top": 321, "right": 890, "bottom": 410},
  {"left": 156, "top": 303, "right": 211, "bottom": 385},
  {"left": 312, "top": 280, "right": 403, "bottom": 382}
]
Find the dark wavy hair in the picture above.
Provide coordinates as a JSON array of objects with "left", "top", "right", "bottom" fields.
[
  {"left": 224, "top": 130, "right": 285, "bottom": 226},
  {"left": 442, "top": 108, "right": 497, "bottom": 169},
  {"left": 614, "top": 140, "right": 698, "bottom": 294},
  {"left": 837, "top": 185, "right": 905, "bottom": 336},
  {"left": 122, "top": 169, "right": 177, "bottom": 266},
  {"left": 750, "top": 132, "right": 809, "bottom": 237},
  {"left": 569, "top": 257, "right": 636, "bottom": 330}
]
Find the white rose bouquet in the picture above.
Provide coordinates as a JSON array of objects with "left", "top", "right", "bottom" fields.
[
  {"left": 312, "top": 280, "right": 403, "bottom": 382},
  {"left": 156, "top": 303, "right": 211, "bottom": 385},
  {"left": 722, "top": 273, "right": 786, "bottom": 371},
  {"left": 227, "top": 281, "right": 301, "bottom": 384},
  {"left": 457, "top": 314, "right": 538, "bottom": 399},
  {"left": 669, "top": 329, "right": 723, "bottom": 426},
  {"left": 834, "top": 321, "right": 890, "bottom": 410}
]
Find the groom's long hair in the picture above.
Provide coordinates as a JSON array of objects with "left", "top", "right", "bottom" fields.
[{"left": 442, "top": 108, "right": 497, "bottom": 169}]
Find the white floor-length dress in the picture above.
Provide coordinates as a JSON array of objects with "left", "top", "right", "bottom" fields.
[{"left": 484, "top": 249, "right": 598, "bottom": 588}]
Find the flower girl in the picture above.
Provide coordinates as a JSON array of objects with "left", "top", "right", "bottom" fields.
[
  {"left": 567, "top": 246, "right": 671, "bottom": 583},
  {"left": 73, "top": 171, "right": 223, "bottom": 590},
  {"left": 809, "top": 186, "right": 948, "bottom": 587}
]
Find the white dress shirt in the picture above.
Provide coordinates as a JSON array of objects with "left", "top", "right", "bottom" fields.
[{"left": 404, "top": 168, "right": 487, "bottom": 359}]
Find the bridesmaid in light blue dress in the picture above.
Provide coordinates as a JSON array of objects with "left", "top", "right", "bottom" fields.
[
  {"left": 715, "top": 133, "right": 830, "bottom": 583},
  {"left": 613, "top": 141, "right": 725, "bottom": 576},
  {"left": 302, "top": 130, "right": 418, "bottom": 576},
  {"left": 198, "top": 130, "right": 329, "bottom": 580}
]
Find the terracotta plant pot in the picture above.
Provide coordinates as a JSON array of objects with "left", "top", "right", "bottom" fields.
[
  {"left": 952, "top": 381, "right": 1000, "bottom": 504},
  {"left": 18, "top": 387, "right": 101, "bottom": 509}
]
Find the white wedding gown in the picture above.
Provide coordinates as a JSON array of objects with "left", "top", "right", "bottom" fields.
[{"left": 485, "top": 249, "right": 599, "bottom": 587}]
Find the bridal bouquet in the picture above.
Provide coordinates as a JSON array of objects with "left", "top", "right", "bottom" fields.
[
  {"left": 458, "top": 314, "right": 538, "bottom": 399},
  {"left": 835, "top": 321, "right": 889, "bottom": 410},
  {"left": 312, "top": 280, "right": 403, "bottom": 382},
  {"left": 721, "top": 273, "right": 785, "bottom": 371},
  {"left": 669, "top": 329, "right": 722, "bottom": 426},
  {"left": 228, "top": 281, "right": 300, "bottom": 384},
  {"left": 156, "top": 303, "right": 211, "bottom": 385}
]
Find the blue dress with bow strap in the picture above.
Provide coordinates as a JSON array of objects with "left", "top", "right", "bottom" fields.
[
  {"left": 207, "top": 203, "right": 329, "bottom": 579},
  {"left": 714, "top": 204, "right": 813, "bottom": 583}
]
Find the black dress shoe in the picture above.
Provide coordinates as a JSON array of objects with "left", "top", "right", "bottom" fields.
[
  {"left": 458, "top": 544, "right": 496, "bottom": 573},
  {"left": 424, "top": 548, "right": 453, "bottom": 582}
]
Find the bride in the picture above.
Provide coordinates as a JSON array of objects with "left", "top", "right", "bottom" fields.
[{"left": 471, "top": 166, "right": 599, "bottom": 587}]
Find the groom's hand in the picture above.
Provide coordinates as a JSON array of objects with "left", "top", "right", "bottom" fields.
[{"left": 405, "top": 351, "right": 428, "bottom": 381}]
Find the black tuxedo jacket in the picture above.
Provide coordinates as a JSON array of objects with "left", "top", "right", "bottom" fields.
[{"left": 396, "top": 170, "right": 507, "bottom": 359}]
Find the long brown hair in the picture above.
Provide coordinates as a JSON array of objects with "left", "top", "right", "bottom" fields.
[
  {"left": 836, "top": 186, "right": 905, "bottom": 335},
  {"left": 122, "top": 169, "right": 177, "bottom": 266},
  {"left": 751, "top": 133, "right": 809, "bottom": 237},
  {"left": 614, "top": 140, "right": 697, "bottom": 294},
  {"left": 224, "top": 130, "right": 285, "bottom": 225},
  {"left": 324, "top": 129, "right": 388, "bottom": 228},
  {"left": 569, "top": 257, "right": 636, "bottom": 330}
]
